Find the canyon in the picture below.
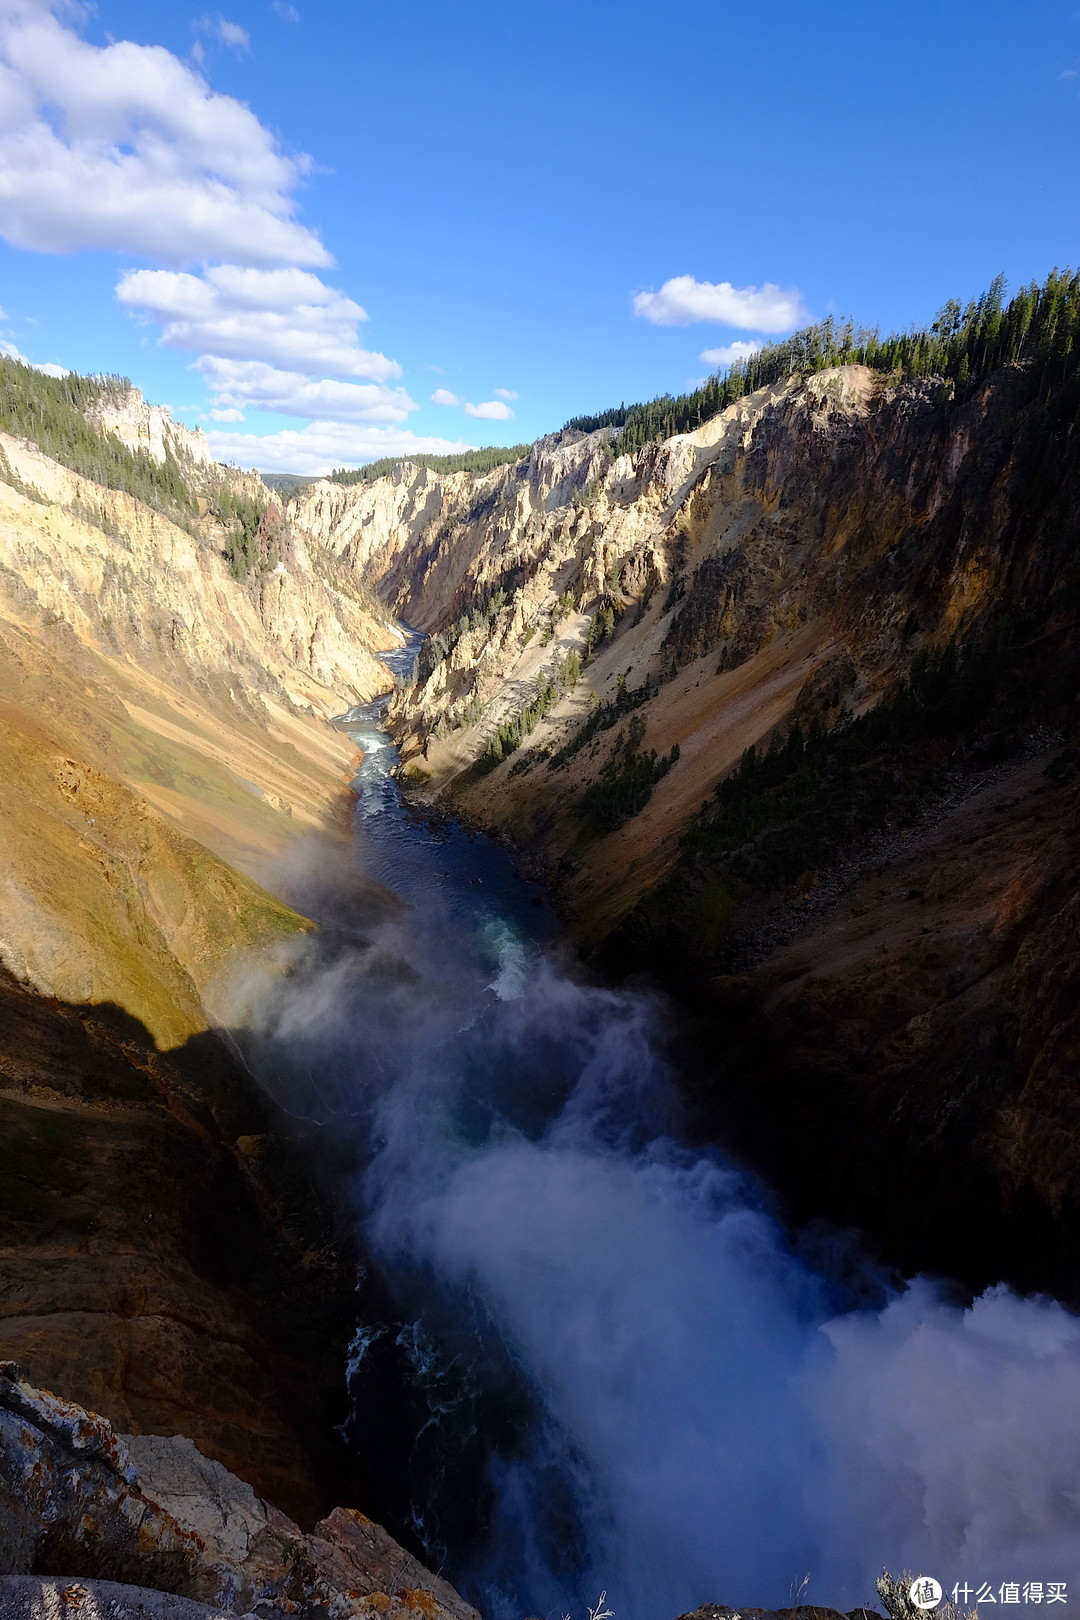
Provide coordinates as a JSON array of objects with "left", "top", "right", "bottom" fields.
[{"left": 0, "top": 331, "right": 1078, "bottom": 1619}]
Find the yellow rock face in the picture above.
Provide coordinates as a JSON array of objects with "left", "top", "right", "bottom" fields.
[{"left": 0, "top": 430, "right": 397, "bottom": 1046}]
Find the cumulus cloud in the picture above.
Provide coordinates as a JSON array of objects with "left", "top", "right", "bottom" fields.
[
  {"left": 700, "top": 339, "right": 766, "bottom": 368},
  {"left": 0, "top": 0, "right": 326, "bottom": 266},
  {"left": 431, "top": 387, "right": 461, "bottom": 406},
  {"left": 493, "top": 387, "right": 518, "bottom": 401},
  {"left": 206, "top": 421, "right": 477, "bottom": 475},
  {"left": 464, "top": 399, "right": 514, "bottom": 420},
  {"left": 196, "top": 356, "right": 416, "bottom": 422},
  {"left": 634, "top": 276, "right": 807, "bottom": 332},
  {"left": 117, "top": 266, "right": 401, "bottom": 379},
  {"left": 0, "top": 3, "right": 435, "bottom": 463}
]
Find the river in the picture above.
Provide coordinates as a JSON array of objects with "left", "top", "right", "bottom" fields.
[{"left": 233, "top": 638, "right": 1080, "bottom": 1620}]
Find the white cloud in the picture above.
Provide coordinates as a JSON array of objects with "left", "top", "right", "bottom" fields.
[
  {"left": 195, "top": 15, "right": 251, "bottom": 54},
  {"left": 430, "top": 391, "right": 516, "bottom": 420},
  {"left": 117, "top": 266, "right": 401, "bottom": 379},
  {"left": 0, "top": 1, "right": 326, "bottom": 266},
  {"left": 464, "top": 399, "right": 514, "bottom": 420},
  {"left": 210, "top": 17, "right": 250, "bottom": 52},
  {"left": 493, "top": 387, "right": 518, "bottom": 401},
  {"left": 197, "top": 356, "right": 416, "bottom": 422},
  {"left": 0, "top": 4, "right": 459, "bottom": 468},
  {"left": 432, "top": 390, "right": 515, "bottom": 418},
  {"left": 271, "top": 1, "right": 300, "bottom": 19},
  {"left": 700, "top": 339, "right": 766, "bottom": 368},
  {"left": 206, "top": 421, "right": 477, "bottom": 475},
  {"left": 633, "top": 276, "right": 807, "bottom": 332},
  {"left": 0, "top": 332, "right": 67, "bottom": 374}
]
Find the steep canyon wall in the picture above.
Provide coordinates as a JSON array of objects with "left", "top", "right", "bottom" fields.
[{"left": 0, "top": 403, "right": 404, "bottom": 1518}]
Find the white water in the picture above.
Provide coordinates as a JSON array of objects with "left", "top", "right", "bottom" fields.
[{"left": 228, "top": 656, "right": 1080, "bottom": 1619}]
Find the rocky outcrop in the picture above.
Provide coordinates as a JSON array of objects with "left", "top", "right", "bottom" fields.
[
  {"left": 84, "top": 386, "right": 213, "bottom": 469},
  {"left": 289, "top": 430, "right": 619, "bottom": 629},
  {"left": 0, "top": 1367, "right": 477, "bottom": 1620},
  {"left": 0, "top": 1575, "right": 236, "bottom": 1619},
  {"left": 286, "top": 375, "right": 878, "bottom": 930}
]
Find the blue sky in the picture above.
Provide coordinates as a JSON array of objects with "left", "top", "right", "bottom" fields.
[{"left": 0, "top": 0, "right": 1077, "bottom": 472}]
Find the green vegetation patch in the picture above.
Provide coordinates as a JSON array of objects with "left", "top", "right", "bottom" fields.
[
  {"left": 681, "top": 635, "right": 1008, "bottom": 888},
  {"left": 549, "top": 672, "right": 656, "bottom": 770},
  {"left": 574, "top": 727, "right": 680, "bottom": 836},
  {"left": 453, "top": 652, "right": 584, "bottom": 780},
  {"left": 260, "top": 472, "right": 318, "bottom": 500},
  {"left": 472, "top": 655, "right": 582, "bottom": 775},
  {"left": 615, "top": 626, "right": 1035, "bottom": 971},
  {"left": 0, "top": 443, "right": 47, "bottom": 503},
  {"left": 419, "top": 567, "right": 529, "bottom": 705},
  {"left": 207, "top": 485, "right": 282, "bottom": 580}
]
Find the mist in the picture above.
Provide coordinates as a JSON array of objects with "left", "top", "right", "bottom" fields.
[{"left": 218, "top": 710, "right": 1080, "bottom": 1620}]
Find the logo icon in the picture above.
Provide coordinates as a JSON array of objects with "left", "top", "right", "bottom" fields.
[{"left": 910, "top": 1578, "right": 943, "bottom": 1611}]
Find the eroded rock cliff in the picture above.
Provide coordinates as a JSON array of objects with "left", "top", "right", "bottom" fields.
[{"left": 84, "top": 383, "right": 213, "bottom": 470}]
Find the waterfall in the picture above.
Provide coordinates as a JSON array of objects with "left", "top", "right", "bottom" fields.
[{"left": 222, "top": 652, "right": 1080, "bottom": 1620}]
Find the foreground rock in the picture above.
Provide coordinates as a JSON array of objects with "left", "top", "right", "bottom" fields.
[
  {"left": 0, "top": 1366, "right": 477, "bottom": 1620},
  {"left": 0, "top": 1576, "right": 236, "bottom": 1620}
]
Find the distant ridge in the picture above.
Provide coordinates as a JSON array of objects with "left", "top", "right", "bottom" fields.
[
  {"left": 260, "top": 446, "right": 532, "bottom": 499},
  {"left": 326, "top": 444, "right": 531, "bottom": 484},
  {"left": 261, "top": 472, "right": 319, "bottom": 499}
]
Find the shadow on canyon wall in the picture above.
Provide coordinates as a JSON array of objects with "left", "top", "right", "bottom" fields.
[
  {"left": 605, "top": 724, "right": 1080, "bottom": 1307},
  {"left": 0, "top": 965, "right": 374, "bottom": 1532}
]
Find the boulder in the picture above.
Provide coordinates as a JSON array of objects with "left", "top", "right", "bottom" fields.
[{"left": 0, "top": 1366, "right": 477, "bottom": 1620}]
